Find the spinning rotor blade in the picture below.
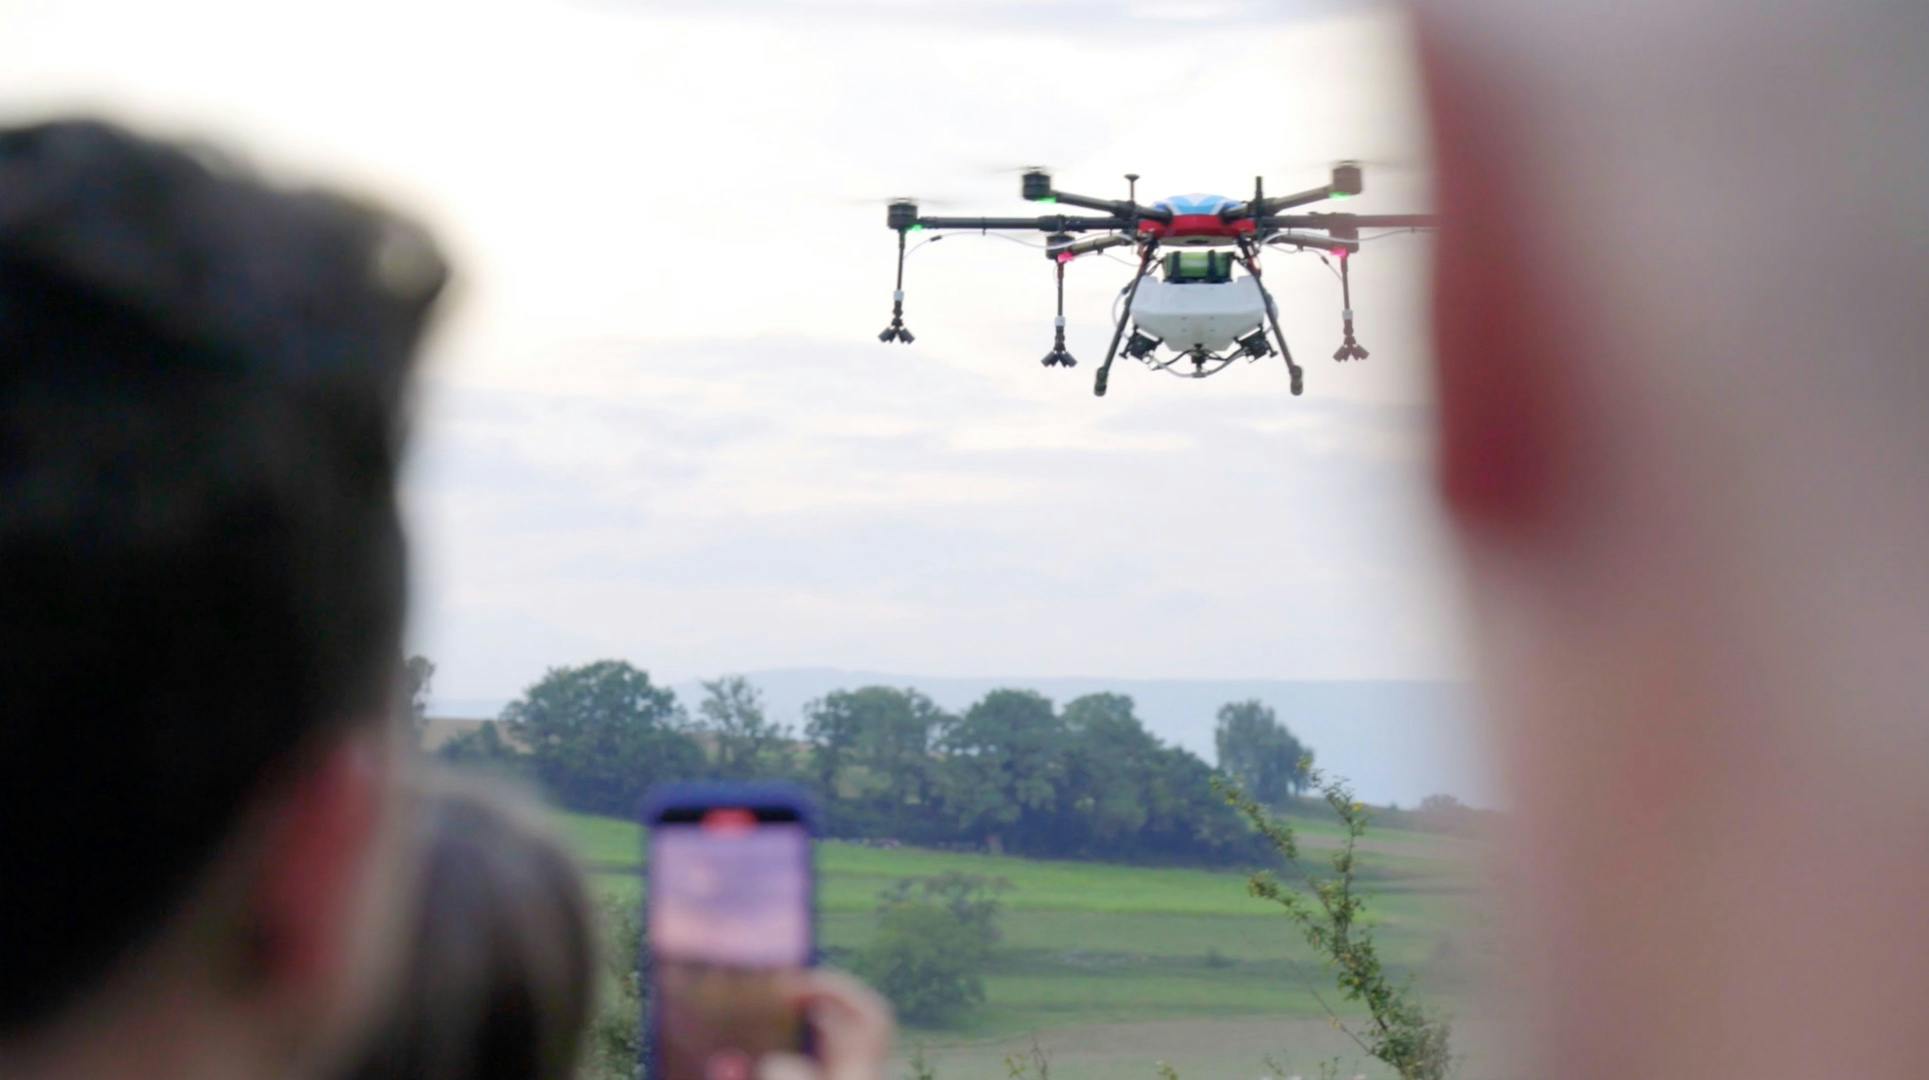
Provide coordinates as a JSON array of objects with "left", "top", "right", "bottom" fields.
[
  {"left": 1222, "top": 159, "right": 1430, "bottom": 222},
  {"left": 842, "top": 194, "right": 964, "bottom": 208},
  {"left": 975, "top": 162, "right": 1053, "bottom": 175},
  {"left": 1279, "top": 155, "right": 1430, "bottom": 175}
]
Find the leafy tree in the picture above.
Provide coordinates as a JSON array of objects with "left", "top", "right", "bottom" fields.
[
  {"left": 501, "top": 660, "right": 701, "bottom": 815},
  {"left": 853, "top": 875, "right": 1008, "bottom": 1025},
  {"left": 404, "top": 654, "right": 435, "bottom": 744},
  {"left": 803, "top": 690, "right": 857, "bottom": 795},
  {"left": 434, "top": 719, "right": 524, "bottom": 778},
  {"left": 857, "top": 904, "right": 985, "bottom": 1025},
  {"left": 861, "top": 689, "right": 945, "bottom": 816},
  {"left": 1055, "top": 694, "right": 1160, "bottom": 852},
  {"left": 1142, "top": 743, "right": 1254, "bottom": 859},
  {"left": 694, "top": 675, "right": 791, "bottom": 779},
  {"left": 1219, "top": 769, "right": 1454, "bottom": 1080},
  {"left": 805, "top": 686, "right": 946, "bottom": 832},
  {"left": 875, "top": 872, "right": 1011, "bottom": 946},
  {"left": 989, "top": 693, "right": 1258, "bottom": 864},
  {"left": 936, "top": 690, "right": 1064, "bottom": 854},
  {"left": 1214, "top": 700, "right": 1312, "bottom": 806}
]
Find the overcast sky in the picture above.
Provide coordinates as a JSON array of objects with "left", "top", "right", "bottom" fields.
[{"left": 3, "top": 0, "right": 1468, "bottom": 703}]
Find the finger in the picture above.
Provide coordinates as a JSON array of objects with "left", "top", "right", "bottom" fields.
[
  {"left": 783, "top": 969, "right": 894, "bottom": 1077},
  {"left": 757, "top": 1053, "right": 818, "bottom": 1080}
]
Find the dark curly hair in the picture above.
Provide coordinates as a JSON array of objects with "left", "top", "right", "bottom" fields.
[{"left": 0, "top": 118, "right": 447, "bottom": 1033}]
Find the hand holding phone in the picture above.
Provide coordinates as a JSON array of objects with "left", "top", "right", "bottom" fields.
[
  {"left": 754, "top": 971, "right": 895, "bottom": 1080},
  {"left": 644, "top": 784, "right": 822, "bottom": 1080}
]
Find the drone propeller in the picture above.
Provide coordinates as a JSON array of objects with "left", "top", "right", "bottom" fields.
[
  {"left": 974, "top": 162, "right": 1053, "bottom": 175},
  {"left": 1255, "top": 158, "right": 1429, "bottom": 205},
  {"left": 980, "top": 164, "right": 1059, "bottom": 200},
  {"left": 1282, "top": 155, "right": 1428, "bottom": 173},
  {"left": 841, "top": 194, "right": 964, "bottom": 209}
]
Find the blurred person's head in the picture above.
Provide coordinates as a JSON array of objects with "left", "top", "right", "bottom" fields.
[
  {"left": 339, "top": 771, "right": 594, "bottom": 1080},
  {"left": 0, "top": 119, "right": 446, "bottom": 1078},
  {"left": 340, "top": 771, "right": 597, "bottom": 1080},
  {"left": 1415, "top": 4, "right": 1927, "bottom": 1077}
]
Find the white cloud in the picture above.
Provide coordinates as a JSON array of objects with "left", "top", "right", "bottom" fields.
[
  {"left": 2, "top": 0, "right": 1465, "bottom": 698},
  {"left": 1237, "top": 406, "right": 1432, "bottom": 463}
]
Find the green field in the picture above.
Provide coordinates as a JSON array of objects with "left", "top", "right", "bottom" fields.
[{"left": 560, "top": 811, "right": 1492, "bottom": 1078}]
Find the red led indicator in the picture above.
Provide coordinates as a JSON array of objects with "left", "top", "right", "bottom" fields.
[{"left": 701, "top": 808, "right": 758, "bottom": 833}]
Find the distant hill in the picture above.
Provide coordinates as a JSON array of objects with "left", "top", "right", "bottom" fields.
[{"left": 435, "top": 669, "right": 1492, "bottom": 807}]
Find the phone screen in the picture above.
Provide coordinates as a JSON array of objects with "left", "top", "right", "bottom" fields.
[{"left": 648, "top": 807, "right": 812, "bottom": 1080}]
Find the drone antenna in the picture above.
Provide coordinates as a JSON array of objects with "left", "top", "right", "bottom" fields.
[{"left": 1125, "top": 173, "right": 1139, "bottom": 203}]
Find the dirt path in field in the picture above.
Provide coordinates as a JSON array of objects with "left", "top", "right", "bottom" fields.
[
  {"left": 1294, "top": 829, "right": 1484, "bottom": 863},
  {"left": 896, "top": 1013, "right": 1510, "bottom": 1079}
]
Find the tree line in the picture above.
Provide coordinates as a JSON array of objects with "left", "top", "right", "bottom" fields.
[{"left": 430, "top": 659, "right": 1317, "bottom": 866}]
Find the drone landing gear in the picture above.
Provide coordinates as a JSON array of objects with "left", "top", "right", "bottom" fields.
[
  {"left": 1331, "top": 252, "right": 1367, "bottom": 362},
  {"left": 1236, "top": 238, "right": 1305, "bottom": 396},
  {"left": 1042, "top": 257, "right": 1075, "bottom": 367},
  {"left": 1093, "top": 244, "right": 1158, "bottom": 397},
  {"left": 878, "top": 229, "right": 915, "bottom": 344}
]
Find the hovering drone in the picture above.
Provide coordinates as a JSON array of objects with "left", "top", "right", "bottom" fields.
[{"left": 877, "top": 164, "right": 1436, "bottom": 396}]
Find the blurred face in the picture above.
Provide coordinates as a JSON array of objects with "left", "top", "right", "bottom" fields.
[
  {"left": 313, "top": 724, "right": 419, "bottom": 1072},
  {"left": 1416, "top": 6, "right": 1929, "bottom": 1078},
  {"left": 225, "top": 712, "right": 423, "bottom": 1080}
]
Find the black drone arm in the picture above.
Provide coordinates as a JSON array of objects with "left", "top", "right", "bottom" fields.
[
  {"left": 883, "top": 170, "right": 1171, "bottom": 234},
  {"left": 1021, "top": 168, "right": 1172, "bottom": 224},
  {"left": 1221, "top": 183, "right": 1335, "bottom": 221},
  {"left": 1263, "top": 212, "right": 1440, "bottom": 235},
  {"left": 1049, "top": 233, "right": 1135, "bottom": 258},
  {"left": 1036, "top": 190, "right": 1174, "bottom": 223},
  {"left": 909, "top": 214, "right": 1130, "bottom": 232},
  {"left": 1267, "top": 230, "right": 1361, "bottom": 254},
  {"left": 1221, "top": 163, "right": 1367, "bottom": 221},
  {"left": 1257, "top": 183, "right": 1344, "bottom": 215},
  {"left": 873, "top": 196, "right": 1137, "bottom": 349}
]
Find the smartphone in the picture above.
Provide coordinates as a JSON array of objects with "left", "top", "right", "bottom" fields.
[{"left": 642, "top": 783, "right": 817, "bottom": 1080}]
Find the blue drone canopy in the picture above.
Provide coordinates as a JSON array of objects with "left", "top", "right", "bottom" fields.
[{"left": 1151, "top": 193, "right": 1238, "bottom": 217}]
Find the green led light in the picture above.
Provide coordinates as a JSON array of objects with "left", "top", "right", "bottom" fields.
[
  {"left": 908, "top": 223, "right": 925, "bottom": 231},
  {"left": 1035, "top": 195, "right": 1058, "bottom": 204},
  {"left": 1331, "top": 191, "right": 1353, "bottom": 200}
]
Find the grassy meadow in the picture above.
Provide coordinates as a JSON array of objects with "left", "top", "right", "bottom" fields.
[{"left": 559, "top": 810, "right": 1494, "bottom": 1078}]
